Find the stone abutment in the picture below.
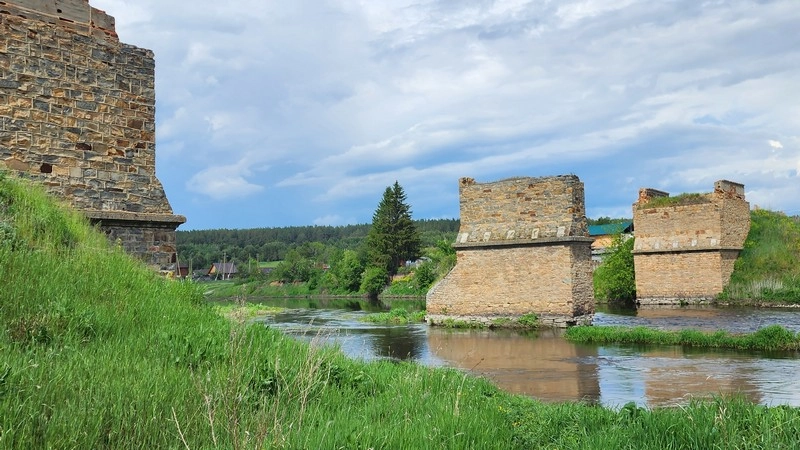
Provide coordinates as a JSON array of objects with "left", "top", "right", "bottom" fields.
[{"left": 426, "top": 176, "right": 595, "bottom": 328}]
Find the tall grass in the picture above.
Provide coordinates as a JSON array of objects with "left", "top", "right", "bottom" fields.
[
  {"left": 722, "top": 209, "right": 800, "bottom": 303},
  {"left": 504, "top": 395, "right": 800, "bottom": 449},
  {"left": 2, "top": 172, "right": 800, "bottom": 448}
]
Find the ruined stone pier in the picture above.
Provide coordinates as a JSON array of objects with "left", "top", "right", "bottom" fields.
[
  {"left": 426, "top": 175, "right": 595, "bottom": 328},
  {"left": 633, "top": 180, "right": 750, "bottom": 304},
  {"left": 0, "top": 0, "right": 185, "bottom": 267}
]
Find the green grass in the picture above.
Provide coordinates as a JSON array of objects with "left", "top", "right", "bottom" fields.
[
  {"left": 565, "top": 325, "right": 800, "bottom": 351},
  {"left": 0, "top": 173, "right": 515, "bottom": 448},
  {"left": 3, "top": 171, "right": 800, "bottom": 449},
  {"left": 213, "top": 302, "right": 284, "bottom": 323},
  {"left": 504, "top": 395, "right": 800, "bottom": 449},
  {"left": 204, "top": 279, "right": 319, "bottom": 298},
  {"left": 361, "top": 308, "right": 427, "bottom": 324},
  {"left": 721, "top": 209, "right": 800, "bottom": 303}
]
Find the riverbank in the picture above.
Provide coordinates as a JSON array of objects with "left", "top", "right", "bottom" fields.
[{"left": 2, "top": 173, "right": 800, "bottom": 448}]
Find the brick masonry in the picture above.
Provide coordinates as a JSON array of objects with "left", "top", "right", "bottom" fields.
[
  {"left": 633, "top": 180, "right": 750, "bottom": 304},
  {"left": 427, "top": 176, "right": 595, "bottom": 327},
  {"left": 0, "top": 0, "right": 185, "bottom": 267}
]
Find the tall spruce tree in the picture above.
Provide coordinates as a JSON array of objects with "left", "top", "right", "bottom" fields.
[{"left": 365, "top": 181, "right": 422, "bottom": 276}]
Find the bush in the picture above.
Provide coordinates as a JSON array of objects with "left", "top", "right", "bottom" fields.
[
  {"left": 414, "top": 262, "right": 436, "bottom": 290},
  {"left": 360, "top": 265, "right": 388, "bottom": 298},
  {"left": 593, "top": 235, "right": 636, "bottom": 302}
]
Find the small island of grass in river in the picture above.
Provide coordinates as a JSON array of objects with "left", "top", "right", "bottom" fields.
[{"left": 566, "top": 324, "right": 800, "bottom": 352}]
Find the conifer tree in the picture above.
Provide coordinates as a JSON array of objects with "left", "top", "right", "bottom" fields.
[{"left": 365, "top": 181, "right": 422, "bottom": 276}]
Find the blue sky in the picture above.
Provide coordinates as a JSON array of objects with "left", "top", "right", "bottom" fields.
[{"left": 92, "top": 0, "right": 800, "bottom": 230}]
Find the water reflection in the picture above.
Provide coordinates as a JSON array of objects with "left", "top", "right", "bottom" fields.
[
  {"left": 259, "top": 305, "right": 800, "bottom": 408},
  {"left": 262, "top": 309, "right": 442, "bottom": 365},
  {"left": 428, "top": 328, "right": 600, "bottom": 403}
]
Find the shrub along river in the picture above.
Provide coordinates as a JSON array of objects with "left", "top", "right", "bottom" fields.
[{"left": 252, "top": 300, "right": 800, "bottom": 409}]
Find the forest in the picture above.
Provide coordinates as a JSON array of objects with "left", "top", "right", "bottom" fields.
[{"left": 177, "top": 218, "right": 460, "bottom": 270}]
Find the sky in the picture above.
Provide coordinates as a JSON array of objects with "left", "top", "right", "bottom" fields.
[{"left": 90, "top": 0, "right": 800, "bottom": 230}]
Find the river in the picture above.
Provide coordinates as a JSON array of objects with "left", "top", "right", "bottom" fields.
[{"left": 255, "top": 303, "right": 800, "bottom": 408}]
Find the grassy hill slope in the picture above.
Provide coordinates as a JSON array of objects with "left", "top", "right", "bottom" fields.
[
  {"left": 722, "top": 209, "right": 800, "bottom": 303},
  {"left": 2, "top": 172, "right": 799, "bottom": 448},
  {"left": 0, "top": 172, "right": 513, "bottom": 448}
]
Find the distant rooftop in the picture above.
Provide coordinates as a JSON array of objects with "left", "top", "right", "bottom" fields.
[{"left": 588, "top": 221, "right": 633, "bottom": 236}]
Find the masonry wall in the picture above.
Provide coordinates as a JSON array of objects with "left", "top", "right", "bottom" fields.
[
  {"left": 0, "top": 0, "right": 184, "bottom": 267},
  {"left": 427, "top": 176, "right": 595, "bottom": 327},
  {"left": 633, "top": 180, "right": 750, "bottom": 303},
  {"left": 455, "top": 175, "right": 588, "bottom": 244}
]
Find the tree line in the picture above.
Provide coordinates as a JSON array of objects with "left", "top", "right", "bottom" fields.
[
  {"left": 182, "top": 182, "right": 456, "bottom": 298},
  {"left": 177, "top": 217, "right": 459, "bottom": 270}
]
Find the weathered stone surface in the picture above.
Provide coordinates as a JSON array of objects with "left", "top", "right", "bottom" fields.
[
  {"left": 633, "top": 180, "right": 750, "bottom": 304},
  {"left": 455, "top": 175, "right": 588, "bottom": 244},
  {"left": 427, "top": 176, "right": 595, "bottom": 327},
  {"left": 0, "top": 1, "right": 184, "bottom": 267}
]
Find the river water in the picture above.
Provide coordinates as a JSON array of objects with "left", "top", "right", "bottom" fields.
[{"left": 256, "top": 304, "right": 800, "bottom": 408}]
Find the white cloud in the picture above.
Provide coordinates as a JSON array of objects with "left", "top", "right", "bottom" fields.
[
  {"left": 186, "top": 159, "right": 267, "bottom": 200},
  {"left": 92, "top": 0, "right": 800, "bottom": 228}
]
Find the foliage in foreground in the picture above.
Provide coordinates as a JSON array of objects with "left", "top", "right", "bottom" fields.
[
  {"left": 566, "top": 324, "right": 800, "bottom": 351},
  {"left": 721, "top": 209, "right": 800, "bottom": 303},
  {"left": 3, "top": 172, "right": 800, "bottom": 449},
  {"left": 0, "top": 173, "right": 514, "bottom": 448},
  {"left": 504, "top": 395, "right": 800, "bottom": 450}
]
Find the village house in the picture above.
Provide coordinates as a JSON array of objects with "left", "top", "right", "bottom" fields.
[
  {"left": 208, "top": 262, "right": 238, "bottom": 280},
  {"left": 588, "top": 221, "right": 633, "bottom": 262}
]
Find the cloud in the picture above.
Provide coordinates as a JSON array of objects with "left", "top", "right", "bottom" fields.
[
  {"left": 186, "top": 159, "right": 267, "bottom": 200},
  {"left": 769, "top": 140, "right": 784, "bottom": 149},
  {"left": 90, "top": 0, "right": 800, "bottom": 228}
]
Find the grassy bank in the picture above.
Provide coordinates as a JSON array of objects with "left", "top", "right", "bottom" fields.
[
  {"left": 0, "top": 174, "right": 515, "bottom": 448},
  {"left": 566, "top": 324, "right": 800, "bottom": 351},
  {"left": 3, "top": 172, "right": 800, "bottom": 448},
  {"left": 503, "top": 395, "right": 800, "bottom": 449},
  {"left": 721, "top": 209, "right": 800, "bottom": 303}
]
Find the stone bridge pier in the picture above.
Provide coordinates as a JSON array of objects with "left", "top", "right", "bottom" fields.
[
  {"left": 426, "top": 176, "right": 595, "bottom": 328},
  {"left": 633, "top": 180, "right": 750, "bottom": 304},
  {"left": 0, "top": 0, "right": 185, "bottom": 267}
]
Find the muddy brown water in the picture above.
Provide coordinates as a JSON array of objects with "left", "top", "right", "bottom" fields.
[{"left": 257, "top": 304, "right": 800, "bottom": 408}]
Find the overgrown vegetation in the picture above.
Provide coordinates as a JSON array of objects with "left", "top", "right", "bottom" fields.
[
  {"left": 566, "top": 324, "right": 800, "bottom": 351},
  {"left": 720, "top": 209, "right": 800, "bottom": 303},
  {"left": 361, "top": 308, "right": 426, "bottom": 325},
  {"left": 2, "top": 172, "right": 800, "bottom": 448},
  {"left": 593, "top": 234, "right": 636, "bottom": 304},
  {"left": 638, "top": 192, "right": 709, "bottom": 209}
]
